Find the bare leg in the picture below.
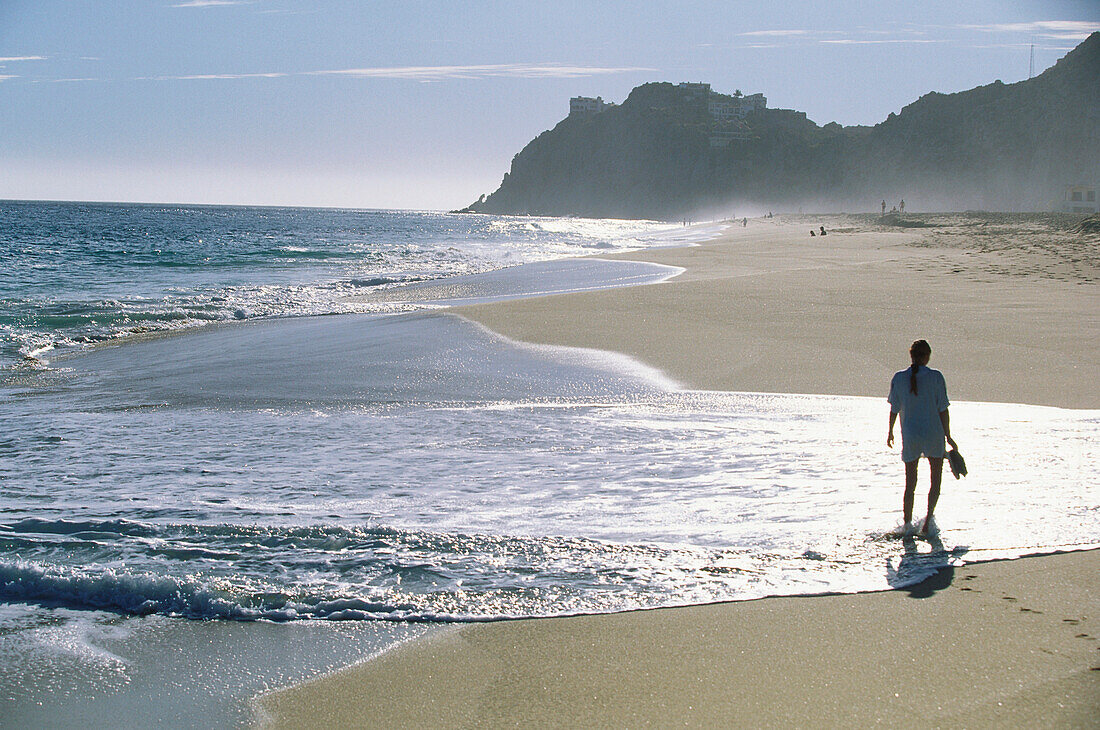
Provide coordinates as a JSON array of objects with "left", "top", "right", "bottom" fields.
[
  {"left": 903, "top": 459, "right": 918, "bottom": 525},
  {"left": 922, "top": 457, "right": 944, "bottom": 534}
]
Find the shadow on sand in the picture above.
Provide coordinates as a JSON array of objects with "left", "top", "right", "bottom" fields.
[{"left": 887, "top": 533, "right": 970, "bottom": 599}]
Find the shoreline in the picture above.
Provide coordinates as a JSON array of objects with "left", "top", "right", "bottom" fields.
[
  {"left": 260, "top": 549, "right": 1100, "bottom": 727},
  {"left": 457, "top": 214, "right": 1099, "bottom": 409},
  {"left": 259, "top": 214, "right": 1099, "bottom": 727}
]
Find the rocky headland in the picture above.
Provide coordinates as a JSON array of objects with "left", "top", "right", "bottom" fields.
[{"left": 461, "top": 33, "right": 1100, "bottom": 220}]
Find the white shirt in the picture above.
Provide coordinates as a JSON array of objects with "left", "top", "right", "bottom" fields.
[{"left": 888, "top": 365, "right": 950, "bottom": 461}]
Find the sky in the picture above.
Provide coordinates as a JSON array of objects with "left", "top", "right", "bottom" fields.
[{"left": 1, "top": 1, "right": 1097, "bottom": 210}]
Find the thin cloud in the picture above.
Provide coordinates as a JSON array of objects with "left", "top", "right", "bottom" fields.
[
  {"left": 0, "top": 56, "right": 47, "bottom": 62},
  {"left": 140, "top": 72, "right": 287, "bottom": 80},
  {"left": 738, "top": 30, "right": 811, "bottom": 37},
  {"left": 170, "top": 0, "right": 249, "bottom": 7},
  {"left": 31, "top": 63, "right": 652, "bottom": 84},
  {"left": 970, "top": 43, "right": 1076, "bottom": 51},
  {"left": 0, "top": 75, "right": 17, "bottom": 81},
  {"left": 732, "top": 21, "right": 1099, "bottom": 47},
  {"left": 821, "top": 39, "right": 942, "bottom": 45},
  {"left": 1043, "top": 32, "right": 1098, "bottom": 41},
  {"left": 307, "top": 63, "right": 655, "bottom": 81},
  {"left": 734, "top": 28, "right": 936, "bottom": 45},
  {"left": 961, "top": 20, "right": 1100, "bottom": 40}
]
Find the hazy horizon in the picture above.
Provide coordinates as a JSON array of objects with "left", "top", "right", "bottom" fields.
[{"left": 2, "top": 0, "right": 1097, "bottom": 210}]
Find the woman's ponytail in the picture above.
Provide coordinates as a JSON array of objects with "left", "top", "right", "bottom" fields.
[{"left": 908, "top": 339, "right": 931, "bottom": 395}]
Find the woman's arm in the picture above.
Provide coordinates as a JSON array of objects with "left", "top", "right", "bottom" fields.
[
  {"left": 939, "top": 408, "right": 957, "bottom": 449},
  {"left": 887, "top": 410, "right": 898, "bottom": 447}
]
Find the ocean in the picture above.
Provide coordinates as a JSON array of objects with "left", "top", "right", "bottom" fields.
[
  {"left": 0, "top": 201, "right": 697, "bottom": 371},
  {"left": 1, "top": 201, "right": 1097, "bottom": 727}
]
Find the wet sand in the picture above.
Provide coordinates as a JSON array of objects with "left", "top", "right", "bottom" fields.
[
  {"left": 458, "top": 214, "right": 1099, "bottom": 408},
  {"left": 260, "top": 214, "right": 1100, "bottom": 727},
  {"left": 261, "top": 550, "right": 1099, "bottom": 728}
]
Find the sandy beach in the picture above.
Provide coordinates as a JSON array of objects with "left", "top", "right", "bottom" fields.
[
  {"left": 262, "top": 550, "right": 1099, "bottom": 728},
  {"left": 458, "top": 214, "right": 1099, "bottom": 408},
  {"left": 260, "top": 214, "right": 1100, "bottom": 727}
]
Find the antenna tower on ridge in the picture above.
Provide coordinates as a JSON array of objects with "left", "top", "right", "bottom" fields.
[{"left": 1028, "top": 43, "right": 1035, "bottom": 79}]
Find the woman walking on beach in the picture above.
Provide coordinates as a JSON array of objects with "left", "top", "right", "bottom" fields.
[{"left": 887, "top": 339, "right": 956, "bottom": 535}]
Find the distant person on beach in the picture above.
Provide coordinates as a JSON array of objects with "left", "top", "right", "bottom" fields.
[
  {"left": 809, "top": 229, "right": 815, "bottom": 236},
  {"left": 743, "top": 217, "right": 747, "bottom": 227},
  {"left": 887, "top": 339, "right": 957, "bottom": 535},
  {"left": 899, "top": 199, "right": 906, "bottom": 213},
  {"left": 881, "top": 200, "right": 887, "bottom": 216},
  {"left": 819, "top": 225, "right": 827, "bottom": 236}
]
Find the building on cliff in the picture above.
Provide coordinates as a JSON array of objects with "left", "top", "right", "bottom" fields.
[
  {"left": 708, "top": 93, "right": 767, "bottom": 121},
  {"left": 569, "top": 96, "right": 610, "bottom": 117},
  {"left": 677, "top": 82, "right": 712, "bottom": 100},
  {"left": 460, "top": 34, "right": 1100, "bottom": 219},
  {"left": 708, "top": 124, "right": 752, "bottom": 147},
  {"left": 1059, "top": 183, "right": 1098, "bottom": 213}
]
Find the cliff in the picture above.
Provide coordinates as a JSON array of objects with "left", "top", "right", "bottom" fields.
[{"left": 462, "top": 33, "right": 1100, "bottom": 219}]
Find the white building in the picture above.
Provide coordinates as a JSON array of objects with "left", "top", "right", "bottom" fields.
[
  {"left": 1059, "top": 183, "right": 1098, "bottom": 213},
  {"left": 741, "top": 93, "right": 767, "bottom": 114},
  {"left": 677, "top": 82, "right": 712, "bottom": 100},
  {"left": 569, "top": 96, "right": 609, "bottom": 117},
  {"left": 708, "top": 92, "right": 768, "bottom": 122},
  {"left": 709, "top": 125, "right": 752, "bottom": 147}
]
